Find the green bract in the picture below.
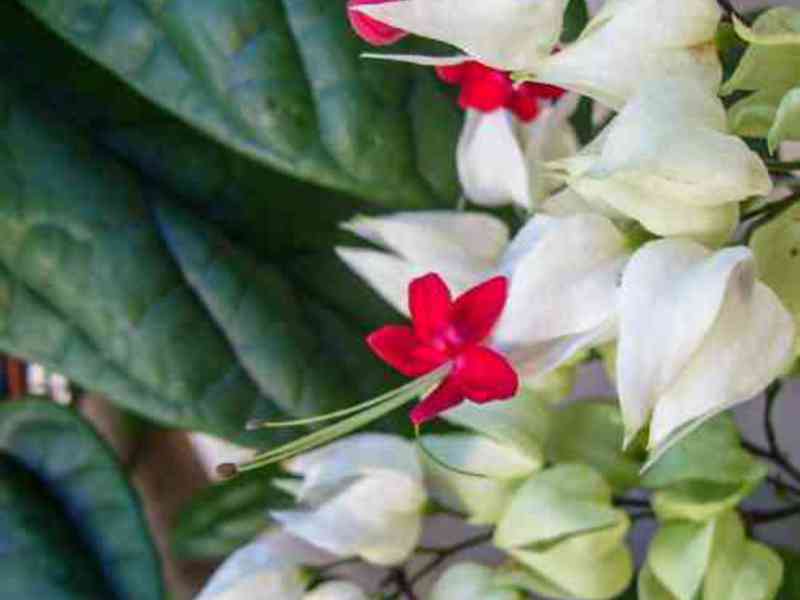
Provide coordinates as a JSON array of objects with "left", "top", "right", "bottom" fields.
[
  {"left": 723, "top": 8, "right": 800, "bottom": 151},
  {"left": 751, "top": 203, "right": 800, "bottom": 358},
  {"left": 642, "top": 415, "right": 767, "bottom": 522},
  {"left": 640, "top": 511, "right": 783, "bottom": 600},
  {"left": 494, "top": 464, "right": 633, "bottom": 600}
]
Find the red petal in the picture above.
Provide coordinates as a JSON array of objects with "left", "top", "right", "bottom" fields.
[
  {"left": 410, "top": 375, "right": 464, "bottom": 425},
  {"left": 367, "top": 326, "right": 447, "bottom": 377},
  {"left": 520, "top": 81, "right": 566, "bottom": 101},
  {"left": 449, "top": 276, "right": 509, "bottom": 347},
  {"left": 436, "top": 63, "right": 471, "bottom": 85},
  {"left": 454, "top": 346, "right": 519, "bottom": 402},
  {"left": 409, "top": 274, "right": 453, "bottom": 346},
  {"left": 507, "top": 90, "right": 541, "bottom": 122},
  {"left": 347, "top": 0, "right": 408, "bottom": 46},
  {"left": 458, "top": 69, "right": 514, "bottom": 112}
]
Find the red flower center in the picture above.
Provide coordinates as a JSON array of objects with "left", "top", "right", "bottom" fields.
[
  {"left": 436, "top": 61, "right": 566, "bottom": 122},
  {"left": 367, "top": 274, "right": 519, "bottom": 424}
]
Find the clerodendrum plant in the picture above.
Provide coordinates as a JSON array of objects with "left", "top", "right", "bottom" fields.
[
  {"left": 198, "top": 0, "right": 800, "bottom": 598},
  {"left": 5, "top": 0, "right": 800, "bottom": 598}
]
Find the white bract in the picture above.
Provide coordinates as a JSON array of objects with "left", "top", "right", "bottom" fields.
[
  {"left": 338, "top": 212, "right": 629, "bottom": 380},
  {"left": 304, "top": 581, "right": 369, "bottom": 600},
  {"left": 195, "top": 537, "right": 309, "bottom": 600},
  {"left": 457, "top": 95, "right": 578, "bottom": 211},
  {"left": 351, "top": 0, "right": 568, "bottom": 71},
  {"left": 271, "top": 434, "right": 426, "bottom": 566},
  {"left": 618, "top": 239, "right": 795, "bottom": 458},
  {"left": 431, "top": 563, "right": 522, "bottom": 600},
  {"left": 533, "top": 0, "right": 723, "bottom": 109},
  {"left": 550, "top": 77, "right": 772, "bottom": 244}
]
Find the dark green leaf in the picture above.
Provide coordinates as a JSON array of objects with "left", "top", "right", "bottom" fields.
[
  {"left": 562, "top": 0, "right": 589, "bottom": 43},
  {"left": 172, "top": 469, "right": 289, "bottom": 560},
  {"left": 0, "top": 77, "right": 401, "bottom": 443},
  {"left": 0, "top": 400, "right": 162, "bottom": 600},
  {"left": 17, "top": 0, "right": 461, "bottom": 208},
  {"left": 778, "top": 549, "right": 800, "bottom": 600}
]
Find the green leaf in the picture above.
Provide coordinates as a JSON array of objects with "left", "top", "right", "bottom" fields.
[
  {"left": 647, "top": 520, "right": 715, "bottom": 600},
  {"left": 777, "top": 549, "right": 800, "bottom": 599},
  {"left": 17, "top": 0, "right": 461, "bottom": 208},
  {"left": 641, "top": 414, "right": 765, "bottom": 489},
  {"left": 494, "top": 464, "right": 621, "bottom": 550},
  {"left": 0, "top": 400, "right": 162, "bottom": 600},
  {"left": 0, "top": 2, "right": 387, "bottom": 257},
  {"left": 562, "top": 0, "right": 589, "bottom": 44},
  {"left": 547, "top": 401, "right": 642, "bottom": 492},
  {"left": 752, "top": 203, "right": 800, "bottom": 358},
  {"left": 0, "top": 76, "right": 400, "bottom": 443},
  {"left": 173, "top": 470, "right": 289, "bottom": 560}
]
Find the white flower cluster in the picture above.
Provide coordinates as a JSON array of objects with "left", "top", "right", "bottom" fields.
[
  {"left": 342, "top": 0, "right": 797, "bottom": 460},
  {"left": 198, "top": 1, "right": 800, "bottom": 598}
]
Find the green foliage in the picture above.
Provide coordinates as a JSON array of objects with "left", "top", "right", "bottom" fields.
[
  {"left": 173, "top": 469, "right": 290, "bottom": 560},
  {"left": 16, "top": 0, "right": 461, "bottom": 208},
  {"left": 0, "top": 400, "right": 162, "bottom": 600}
]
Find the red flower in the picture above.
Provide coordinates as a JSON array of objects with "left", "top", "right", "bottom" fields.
[
  {"left": 367, "top": 274, "right": 519, "bottom": 425},
  {"left": 347, "top": 0, "right": 408, "bottom": 46},
  {"left": 435, "top": 61, "right": 566, "bottom": 123}
]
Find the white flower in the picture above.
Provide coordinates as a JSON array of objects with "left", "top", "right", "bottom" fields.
[
  {"left": 351, "top": 0, "right": 568, "bottom": 71},
  {"left": 195, "top": 537, "right": 308, "bottom": 600},
  {"left": 549, "top": 77, "right": 772, "bottom": 245},
  {"left": 271, "top": 434, "right": 426, "bottom": 566},
  {"left": 304, "top": 581, "right": 369, "bottom": 600},
  {"left": 618, "top": 239, "right": 795, "bottom": 458},
  {"left": 533, "top": 0, "right": 723, "bottom": 109},
  {"left": 431, "top": 563, "right": 522, "bottom": 600},
  {"left": 337, "top": 212, "right": 629, "bottom": 380},
  {"left": 457, "top": 96, "right": 579, "bottom": 211}
]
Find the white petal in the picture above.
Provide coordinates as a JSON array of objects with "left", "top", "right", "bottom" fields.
[
  {"left": 284, "top": 434, "right": 423, "bottom": 503},
  {"left": 534, "top": 0, "right": 722, "bottom": 109},
  {"left": 304, "top": 581, "right": 369, "bottom": 600},
  {"left": 354, "top": 0, "right": 568, "bottom": 71},
  {"left": 457, "top": 109, "right": 532, "bottom": 210},
  {"left": 649, "top": 272, "right": 795, "bottom": 452},
  {"left": 196, "top": 537, "right": 306, "bottom": 600},
  {"left": 492, "top": 214, "right": 628, "bottom": 374},
  {"left": 272, "top": 473, "right": 425, "bottom": 566},
  {"left": 618, "top": 240, "right": 796, "bottom": 450},
  {"left": 432, "top": 563, "right": 521, "bottom": 600},
  {"left": 561, "top": 78, "right": 769, "bottom": 243},
  {"left": 518, "top": 94, "right": 580, "bottom": 205},
  {"left": 337, "top": 211, "right": 508, "bottom": 313},
  {"left": 335, "top": 247, "right": 425, "bottom": 315}
]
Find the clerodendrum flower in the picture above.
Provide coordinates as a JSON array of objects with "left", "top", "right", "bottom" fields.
[
  {"left": 368, "top": 274, "right": 519, "bottom": 423},
  {"left": 618, "top": 239, "right": 795, "bottom": 459},
  {"left": 271, "top": 434, "right": 426, "bottom": 565},
  {"left": 457, "top": 92, "right": 578, "bottom": 211},
  {"left": 530, "top": 0, "right": 723, "bottom": 109},
  {"left": 338, "top": 212, "right": 629, "bottom": 397},
  {"left": 349, "top": 0, "right": 721, "bottom": 110},
  {"left": 349, "top": 0, "right": 569, "bottom": 71},
  {"left": 548, "top": 77, "right": 772, "bottom": 245}
]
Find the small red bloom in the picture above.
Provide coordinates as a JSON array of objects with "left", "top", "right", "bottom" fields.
[
  {"left": 347, "top": 0, "right": 408, "bottom": 46},
  {"left": 435, "top": 60, "right": 566, "bottom": 123},
  {"left": 367, "top": 274, "right": 519, "bottom": 425}
]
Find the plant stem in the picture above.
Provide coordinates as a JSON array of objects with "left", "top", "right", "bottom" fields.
[
  {"left": 716, "top": 0, "right": 744, "bottom": 21},
  {"left": 766, "top": 160, "right": 800, "bottom": 173},
  {"left": 408, "top": 532, "right": 493, "bottom": 587},
  {"left": 746, "top": 504, "right": 800, "bottom": 525}
]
